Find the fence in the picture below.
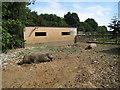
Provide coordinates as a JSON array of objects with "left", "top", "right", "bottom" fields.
[{"left": 74, "top": 34, "right": 120, "bottom": 44}]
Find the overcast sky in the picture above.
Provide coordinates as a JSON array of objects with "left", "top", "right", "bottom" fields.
[{"left": 28, "top": 0, "right": 119, "bottom": 29}]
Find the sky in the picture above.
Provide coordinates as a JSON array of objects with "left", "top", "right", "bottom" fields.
[{"left": 28, "top": 0, "right": 119, "bottom": 30}]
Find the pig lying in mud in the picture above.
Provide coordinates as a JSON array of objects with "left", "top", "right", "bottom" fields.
[{"left": 17, "top": 53, "right": 53, "bottom": 65}]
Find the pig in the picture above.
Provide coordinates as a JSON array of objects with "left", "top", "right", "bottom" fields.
[
  {"left": 17, "top": 53, "right": 53, "bottom": 65},
  {"left": 85, "top": 43, "right": 97, "bottom": 50}
]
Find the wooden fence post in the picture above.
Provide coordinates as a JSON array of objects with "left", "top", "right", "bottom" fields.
[
  {"left": 116, "top": 34, "right": 118, "bottom": 44},
  {"left": 102, "top": 34, "right": 105, "bottom": 44},
  {"left": 74, "top": 35, "right": 77, "bottom": 44}
]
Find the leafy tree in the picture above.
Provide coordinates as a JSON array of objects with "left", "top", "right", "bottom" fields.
[
  {"left": 2, "top": 2, "right": 30, "bottom": 52},
  {"left": 2, "top": 28, "right": 12, "bottom": 52},
  {"left": 96, "top": 26, "right": 108, "bottom": 35},
  {"left": 78, "top": 22, "right": 85, "bottom": 32},
  {"left": 25, "top": 10, "right": 44, "bottom": 26},
  {"left": 40, "top": 14, "right": 68, "bottom": 27},
  {"left": 78, "top": 22, "right": 93, "bottom": 34},
  {"left": 108, "top": 16, "right": 120, "bottom": 35},
  {"left": 64, "top": 12, "right": 80, "bottom": 27},
  {"left": 85, "top": 18, "right": 98, "bottom": 32}
]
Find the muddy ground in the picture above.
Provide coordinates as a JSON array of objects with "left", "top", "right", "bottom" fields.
[{"left": 2, "top": 42, "right": 120, "bottom": 88}]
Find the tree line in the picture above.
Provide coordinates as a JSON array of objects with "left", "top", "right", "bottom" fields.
[
  {"left": 26, "top": 11, "right": 108, "bottom": 35},
  {"left": 2, "top": 2, "right": 109, "bottom": 53}
]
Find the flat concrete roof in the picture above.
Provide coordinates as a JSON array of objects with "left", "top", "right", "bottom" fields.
[{"left": 25, "top": 26, "right": 77, "bottom": 28}]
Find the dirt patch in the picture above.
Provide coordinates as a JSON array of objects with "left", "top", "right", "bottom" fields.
[{"left": 2, "top": 43, "right": 120, "bottom": 88}]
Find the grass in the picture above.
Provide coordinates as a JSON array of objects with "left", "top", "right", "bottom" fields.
[
  {"left": 2, "top": 45, "right": 82, "bottom": 61},
  {"left": 15, "top": 45, "right": 82, "bottom": 59},
  {"left": 1, "top": 43, "right": 119, "bottom": 62},
  {"left": 77, "top": 36, "right": 120, "bottom": 43},
  {"left": 14, "top": 43, "right": 119, "bottom": 60}
]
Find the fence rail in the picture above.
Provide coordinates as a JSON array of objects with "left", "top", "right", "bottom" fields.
[{"left": 75, "top": 34, "right": 120, "bottom": 44}]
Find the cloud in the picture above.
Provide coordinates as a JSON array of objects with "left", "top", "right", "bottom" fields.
[
  {"left": 30, "top": 2, "right": 66, "bottom": 17},
  {"left": 72, "top": 4, "right": 82, "bottom": 9},
  {"left": 86, "top": 5, "right": 110, "bottom": 11},
  {"left": 85, "top": 5, "right": 111, "bottom": 16},
  {"left": 96, "top": 11, "right": 104, "bottom": 16},
  {"left": 71, "top": 4, "right": 112, "bottom": 26},
  {"left": 48, "top": 1, "right": 62, "bottom": 8},
  {"left": 35, "top": 0, "right": 119, "bottom": 2},
  {"left": 72, "top": 4, "right": 111, "bottom": 17}
]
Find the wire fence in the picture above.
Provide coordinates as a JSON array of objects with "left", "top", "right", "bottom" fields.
[{"left": 74, "top": 34, "right": 120, "bottom": 44}]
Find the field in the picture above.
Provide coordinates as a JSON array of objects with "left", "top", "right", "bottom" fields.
[
  {"left": 77, "top": 35, "right": 120, "bottom": 44},
  {"left": 2, "top": 42, "right": 120, "bottom": 88}
]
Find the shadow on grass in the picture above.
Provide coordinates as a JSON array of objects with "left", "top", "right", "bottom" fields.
[{"left": 100, "top": 47, "right": 120, "bottom": 55}]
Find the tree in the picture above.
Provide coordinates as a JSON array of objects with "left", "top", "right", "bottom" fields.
[
  {"left": 25, "top": 10, "right": 44, "bottom": 26},
  {"left": 40, "top": 14, "right": 68, "bottom": 27},
  {"left": 78, "top": 22, "right": 93, "bottom": 34},
  {"left": 64, "top": 12, "right": 80, "bottom": 27},
  {"left": 85, "top": 18, "right": 98, "bottom": 32},
  {"left": 108, "top": 16, "right": 120, "bottom": 35},
  {"left": 78, "top": 22, "right": 85, "bottom": 32},
  {"left": 2, "top": 2, "right": 30, "bottom": 52},
  {"left": 96, "top": 26, "right": 107, "bottom": 35}
]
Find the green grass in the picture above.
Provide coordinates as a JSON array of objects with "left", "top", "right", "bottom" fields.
[
  {"left": 31, "top": 45, "right": 81, "bottom": 53},
  {"left": 16, "top": 45, "right": 82, "bottom": 59},
  {"left": 77, "top": 36, "right": 120, "bottom": 43},
  {"left": 1, "top": 43, "right": 119, "bottom": 61}
]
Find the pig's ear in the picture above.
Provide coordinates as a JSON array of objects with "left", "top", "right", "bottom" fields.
[{"left": 46, "top": 53, "right": 49, "bottom": 56}]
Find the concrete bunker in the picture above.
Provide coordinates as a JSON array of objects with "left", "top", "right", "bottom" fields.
[{"left": 24, "top": 26, "right": 77, "bottom": 44}]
